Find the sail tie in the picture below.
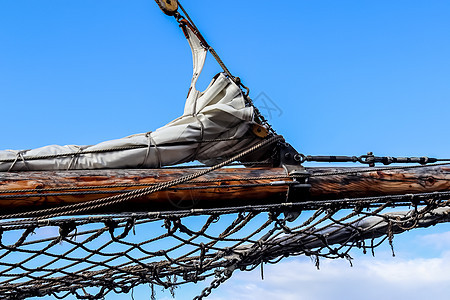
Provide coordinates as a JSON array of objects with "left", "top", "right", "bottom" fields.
[{"left": 7, "top": 150, "right": 30, "bottom": 172}]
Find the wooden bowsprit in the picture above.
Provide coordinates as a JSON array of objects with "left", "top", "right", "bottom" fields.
[{"left": 1, "top": 165, "right": 449, "bottom": 214}]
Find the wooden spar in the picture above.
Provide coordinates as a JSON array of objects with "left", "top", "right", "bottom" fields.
[
  {"left": 308, "top": 165, "right": 450, "bottom": 199},
  {"left": 0, "top": 166, "right": 449, "bottom": 213},
  {"left": 0, "top": 168, "right": 290, "bottom": 212}
]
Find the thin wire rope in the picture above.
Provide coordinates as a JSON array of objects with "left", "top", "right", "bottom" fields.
[
  {"left": 177, "top": 1, "right": 234, "bottom": 80},
  {"left": 309, "top": 162, "right": 450, "bottom": 177}
]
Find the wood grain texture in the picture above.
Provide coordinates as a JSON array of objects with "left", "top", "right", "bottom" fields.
[
  {"left": 0, "top": 168, "right": 290, "bottom": 211},
  {"left": 307, "top": 166, "right": 450, "bottom": 199},
  {"left": 0, "top": 166, "right": 449, "bottom": 212}
]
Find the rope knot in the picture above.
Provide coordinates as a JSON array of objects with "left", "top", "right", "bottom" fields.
[{"left": 59, "top": 221, "right": 77, "bottom": 239}]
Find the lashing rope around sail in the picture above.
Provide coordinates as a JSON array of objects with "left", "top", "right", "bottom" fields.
[
  {"left": 0, "top": 135, "right": 283, "bottom": 220},
  {"left": 0, "top": 137, "right": 244, "bottom": 165}
]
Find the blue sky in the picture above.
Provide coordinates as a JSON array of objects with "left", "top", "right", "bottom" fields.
[{"left": 1, "top": 1, "right": 450, "bottom": 299}]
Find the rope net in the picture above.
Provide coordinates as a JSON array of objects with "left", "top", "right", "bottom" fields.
[
  {"left": 0, "top": 192, "right": 449, "bottom": 299},
  {"left": 1, "top": 3, "right": 448, "bottom": 299}
]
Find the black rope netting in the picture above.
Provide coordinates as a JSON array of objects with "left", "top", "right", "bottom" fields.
[{"left": 0, "top": 192, "right": 449, "bottom": 300}]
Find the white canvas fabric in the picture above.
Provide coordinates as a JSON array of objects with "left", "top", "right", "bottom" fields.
[{"left": 0, "top": 26, "right": 259, "bottom": 171}]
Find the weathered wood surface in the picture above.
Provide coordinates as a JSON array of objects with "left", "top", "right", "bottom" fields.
[
  {"left": 0, "top": 168, "right": 290, "bottom": 212},
  {"left": 0, "top": 166, "right": 449, "bottom": 212},
  {"left": 308, "top": 165, "right": 450, "bottom": 200}
]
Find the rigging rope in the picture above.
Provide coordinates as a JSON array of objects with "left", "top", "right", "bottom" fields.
[
  {"left": 0, "top": 135, "right": 283, "bottom": 221},
  {"left": 0, "top": 137, "right": 243, "bottom": 164}
]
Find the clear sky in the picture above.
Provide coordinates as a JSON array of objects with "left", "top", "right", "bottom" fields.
[{"left": 1, "top": 1, "right": 450, "bottom": 299}]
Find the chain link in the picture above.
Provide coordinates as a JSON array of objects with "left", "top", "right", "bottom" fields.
[{"left": 193, "top": 267, "right": 234, "bottom": 300}]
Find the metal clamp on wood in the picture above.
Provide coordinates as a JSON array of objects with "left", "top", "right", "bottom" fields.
[
  {"left": 273, "top": 141, "right": 310, "bottom": 184},
  {"left": 284, "top": 165, "right": 311, "bottom": 202},
  {"left": 274, "top": 141, "right": 311, "bottom": 221}
]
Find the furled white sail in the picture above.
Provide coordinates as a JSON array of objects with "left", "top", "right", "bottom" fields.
[{"left": 0, "top": 26, "right": 261, "bottom": 172}]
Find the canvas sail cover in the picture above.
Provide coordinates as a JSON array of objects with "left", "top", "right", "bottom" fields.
[{"left": 0, "top": 26, "right": 261, "bottom": 172}]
